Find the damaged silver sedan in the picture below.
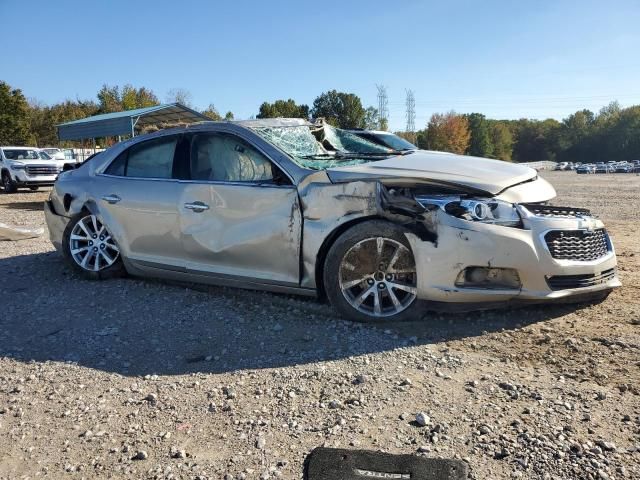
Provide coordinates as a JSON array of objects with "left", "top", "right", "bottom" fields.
[{"left": 45, "top": 119, "right": 620, "bottom": 322}]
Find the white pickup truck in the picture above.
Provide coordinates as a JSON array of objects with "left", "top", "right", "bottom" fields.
[{"left": 0, "top": 147, "right": 70, "bottom": 193}]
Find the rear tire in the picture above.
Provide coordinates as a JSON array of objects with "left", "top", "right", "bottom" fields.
[
  {"left": 323, "top": 220, "right": 424, "bottom": 323},
  {"left": 2, "top": 172, "right": 17, "bottom": 193},
  {"left": 62, "top": 211, "right": 126, "bottom": 280},
  {"left": 29, "top": 186, "right": 39, "bottom": 191}
]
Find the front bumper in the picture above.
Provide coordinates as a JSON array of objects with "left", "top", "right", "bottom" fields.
[
  {"left": 12, "top": 170, "right": 58, "bottom": 186},
  {"left": 406, "top": 207, "right": 620, "bottom": 304},
  {"left": 44, "top": 200, "right": 69, "bottom": 252}
]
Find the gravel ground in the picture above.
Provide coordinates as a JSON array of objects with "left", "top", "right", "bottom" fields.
[{"left": 0, "top": 171, "right": 638, "bottom": 480}]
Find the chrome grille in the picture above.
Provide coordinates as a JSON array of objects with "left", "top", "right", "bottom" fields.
[
  {"left": 521, "top": 203, "right": 591, "bottom": 218},
  {"left": 546, "top": 268, "right": 616, "bottom": 291},
  {"left": 544, "top": 229, "right": 609, "bottom": 261},
  {"left": 25, "top": 165, "right": 59, "bottom": 176}
]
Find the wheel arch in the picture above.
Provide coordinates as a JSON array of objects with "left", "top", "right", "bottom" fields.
[{"left": 314, "top": 215, "right": 388, "bottom": 300}]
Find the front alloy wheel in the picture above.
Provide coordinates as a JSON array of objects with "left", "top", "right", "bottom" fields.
[
  {"left": 339, "top": 237, "right": 417, "bottom": 317},
  {"left": 324, "top": 220, "right": 423, "bottom": 322},
  {"left": 69, "top": 214, "right": 120, "bottom": 271}
]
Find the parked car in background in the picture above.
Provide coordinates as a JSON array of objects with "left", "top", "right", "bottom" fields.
[
  {"left": 62, "top": 151, "right": 102, "bottom": 171},
  {"left": 346, "top": 129, "right": 417, "bottom": 151},
  {"left": 44, "top": 119, "right": 619, "bottom": 322},
  {"left": 0, "top": 146, "right": 65, "bottom": 192},
  {"left": 41, "top": 147, "right": 66, "bottom": 160},
  {"left": 615, "top": 163, "right": 633, "bottom": 173},
  {"left": 62, "top": 148, "right": 77, "bottom": 161},
  {"left": 595, "top": 163, "right": 613, "bottom": 173},
  {"left": 576, "top": 164, "right": 595, "bottom": 174}
]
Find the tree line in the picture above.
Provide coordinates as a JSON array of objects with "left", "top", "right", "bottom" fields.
[
  {"left": 0, "top": 81, "right": 234, "bottom": 147},
  {"left": 1, "top": 80, "right": 639, "bottom": 163}
]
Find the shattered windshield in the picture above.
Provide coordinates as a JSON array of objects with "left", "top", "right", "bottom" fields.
[
  {"left": 366, "top": 132, "right": 416, "bottom": 151},
  {"left": 251, "top": 123, "right": 399, "bottom": 170}
]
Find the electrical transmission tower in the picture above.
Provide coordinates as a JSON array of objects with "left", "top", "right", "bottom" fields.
[
  {"left": 376, "top": 85, "right": 389, "bottom": 130},
  {"left": 405, "top": 89, "right": 415, "bottom": 137}
]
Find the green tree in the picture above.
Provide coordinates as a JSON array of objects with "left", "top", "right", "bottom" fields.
[
  {"left": 224, "top": 111, "right": 234, "bottom": 120},
  {"left": 121, "top": 85, "right": 159, "bottom": 110},
  {"left": 201, "top": 104, "right": 222, "bottom": 120},
  {"left": 595, "top": 101, "right": 621, "bottom": 128},
  {"left": 0, "top": 81, "right": 34, "bottom": 145},
  {"left": 511, "top": 118, "right": 561, "bottom": 162},
  {"left": 30, "top": 98, "right": 99, "bottom": 146},
  {"left": 97, "top": 84, "right": 122, "bottom": 113},
  {"left": 257, "top": 99, "right": 309, "bottom": 119},
  {"left": 363, "top": 107, "right": 380, "bottom": 130},
  {"left": 465, "top": 113, "right": 493, "bottom": 157},
  {"left": 488, "top": 121, "right": 514, "bottom": 161},
  {"left": 424, "top": 111, "right": 471, "bottom": 154},
  {"left": 601, "top": 105, "right": 640, "bottom": 161},
  {"left": 415, "top": 129, "right": 428, "bottom": 149},
  {"left": 555, "top": 109, "right": 595, "bottom": 162},
  {"left": 310, "top": 90, "right": 366, "bottom": 129}
]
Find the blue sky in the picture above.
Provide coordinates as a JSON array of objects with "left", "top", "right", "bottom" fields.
[{"left": 2, "top": 0, "right": 639, "bottom": 130}]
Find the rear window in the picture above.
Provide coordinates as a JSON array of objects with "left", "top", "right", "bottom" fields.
[{"left": 104, "top": 136, "right": 178, "bottom": 179}]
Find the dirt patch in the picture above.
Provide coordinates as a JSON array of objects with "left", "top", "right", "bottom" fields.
[{"left": 0, "top": 171, "right": 638, "bottom": 479}]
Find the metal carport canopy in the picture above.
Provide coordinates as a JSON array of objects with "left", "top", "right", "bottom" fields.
[{"left": 56, "top": 103, "right": 210, "bottom": 141}]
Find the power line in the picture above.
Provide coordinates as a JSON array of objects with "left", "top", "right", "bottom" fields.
[{"left": 376, "top": 85, "right": 389, "bottom": 129}]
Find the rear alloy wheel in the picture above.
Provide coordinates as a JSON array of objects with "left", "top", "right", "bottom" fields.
[
  {"left": 62, "top": 212, "right": 125, "bottom": 279},
  {"left": 324, "top": 220, "right": 423, "bottom": 322}
]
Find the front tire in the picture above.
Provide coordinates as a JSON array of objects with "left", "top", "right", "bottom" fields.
[
  {"left": 323, "top": 220, "right": 423, "bottom": 323},
  {"left": 2, "top": 173, "right": 18, "bottom": 193},
  {"left": 62, "top": 211, "right": 125, "bottom": 280}
]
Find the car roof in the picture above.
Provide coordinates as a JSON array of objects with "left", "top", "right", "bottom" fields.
[{"left": 233, "top": 118, "right": 313, "bottom": 128}]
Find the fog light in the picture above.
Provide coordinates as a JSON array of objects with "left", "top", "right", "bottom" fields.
[{"left": 455, "top": 267, "right": 521, "bottom": 289}]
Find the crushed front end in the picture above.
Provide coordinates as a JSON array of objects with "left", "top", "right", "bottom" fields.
[{"left": 393, "top": 192, "right": 620, "bottom": 306}]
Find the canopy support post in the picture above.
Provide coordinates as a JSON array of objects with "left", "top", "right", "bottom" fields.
[{"left": 131, "top": 115, "right": 142, "bottom": 137}]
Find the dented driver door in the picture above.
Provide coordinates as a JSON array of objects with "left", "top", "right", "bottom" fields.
[{"left": 179, "top": 132, "right": 302, "bottom": 286}]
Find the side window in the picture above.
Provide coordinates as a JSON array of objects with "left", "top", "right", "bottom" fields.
[
  {"left": 104, "top": 136, "right": 178, "bottom": 178},
  {"left": 127, "top": 137, "right": 177, "bottom": 178},
  {"left": 191, "top": 134, "right": 274, "bottom": 183},
  {"left": 104, "top": 151, "right": 127, "bottom": 176}
]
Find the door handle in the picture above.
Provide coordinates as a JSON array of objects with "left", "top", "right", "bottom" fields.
[
  {"left": 102, "top": 194, "right": 121, "bottom": 204},
  {"left": 184, "top": 201, "right": 210, "bottom": 212}
]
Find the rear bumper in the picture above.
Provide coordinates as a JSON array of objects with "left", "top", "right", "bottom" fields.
[
  {"left": 44, "top": 200, "right": 69, "bottom": 252},
  {"left": 406, "top": 209, "right": 620, "bottom": 304}
]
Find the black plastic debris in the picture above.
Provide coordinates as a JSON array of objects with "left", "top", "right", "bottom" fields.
[{"left": 305, "top": 447, "right": 468, "bottom": 480}]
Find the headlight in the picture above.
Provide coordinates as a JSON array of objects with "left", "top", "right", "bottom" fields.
[
  {"left": 416, "top": 195, "right": 522, "bottom": 227},
  {"left": 8, "top": 161, "right": 26, "bottom": 170}
]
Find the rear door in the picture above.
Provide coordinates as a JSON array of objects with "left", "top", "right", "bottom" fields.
[
  {"left": 95, "top": 134, "right": 189, "bottom": 271},
  {"left": 179, "top": 131, "right": 302, "bottom": 285}
]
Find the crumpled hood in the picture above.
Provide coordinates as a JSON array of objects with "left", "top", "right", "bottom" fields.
[{"left": 326, "top": 150, "right": 539, "bottom": 195}]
